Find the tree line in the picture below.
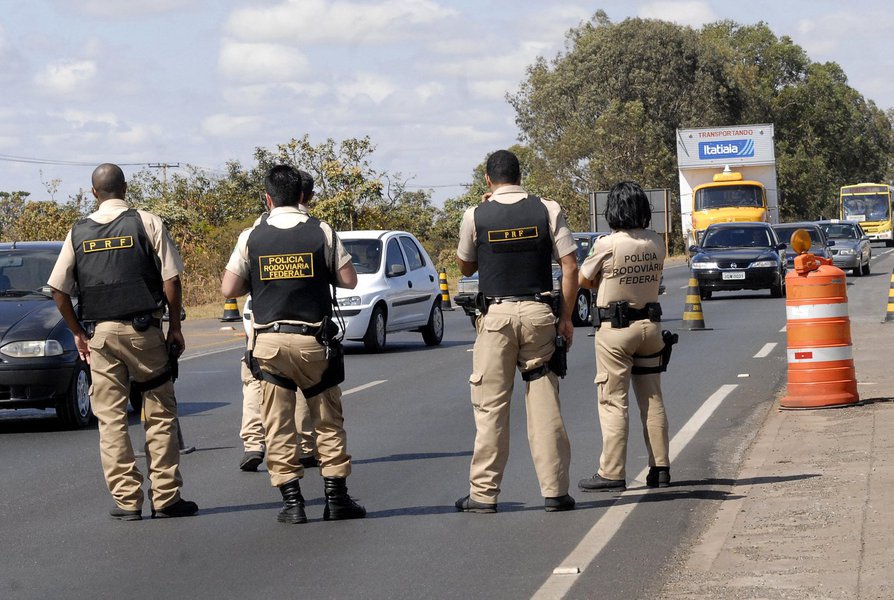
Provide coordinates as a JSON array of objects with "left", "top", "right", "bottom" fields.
[{"left": 2, "top": 12, "right": 892, "bottom": 306}]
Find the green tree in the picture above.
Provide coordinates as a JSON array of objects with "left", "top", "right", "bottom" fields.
[{"left": 0, "top": 191, "right": 29, "bottom": 241}]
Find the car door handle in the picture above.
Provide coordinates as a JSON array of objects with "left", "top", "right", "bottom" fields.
[
  {"left": 408, "top": 281, "right": 413, "bottom": 288},
  {"left": 429, "top": 275, "right": 434, "bottom": 282}
]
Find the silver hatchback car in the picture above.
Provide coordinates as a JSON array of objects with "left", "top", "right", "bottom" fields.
[{"left": 817, "top": 220, "right": 872, "bottom": 276}]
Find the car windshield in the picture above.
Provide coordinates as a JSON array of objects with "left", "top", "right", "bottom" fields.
[
  {"left": 0, "top": 249, "right": 59, "bottom": 297},
  {"left": 695, "top": 185, "right": 763, "bottom": 210},
  {"left": 842, "top": 194, "right": 890, "bottom": 222},
  {"left": 575, "top": 237, "right": 595, "bottom": 264},
  {"left": 342, "top": 239, "right": 383, "bottom": 275},
  {"left": 774, "top": 226, "right": 821, "bottom": 246},
  {"left": 702, "top": 227, "right": 772, "bottom": 248},
  {"left": 820, "top": 224, "right": 858, "bottom": 240}
]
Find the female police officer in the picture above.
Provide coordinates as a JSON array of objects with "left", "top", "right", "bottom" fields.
[{"left": 577, "top": 181, "right": 671, "bottom": 492}]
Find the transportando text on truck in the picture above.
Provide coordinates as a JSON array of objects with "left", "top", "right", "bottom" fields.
[{"left": 676, "top": 123, "right": 780, "bottom": 248}]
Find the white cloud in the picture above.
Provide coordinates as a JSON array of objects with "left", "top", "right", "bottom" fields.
[
  {"left": 413, "top": 82, "right": 445, "bottom": 103},
  {"left": 50, "top": 0, "right": 199, "bottom": 19},
  {"left": 49, "top": 109, "right": 119, "bottom": 128},
  {"left": 201, "top": 114, "right": 266, "bottom": 138},
  {"left": 33, "top": 60, "right": 97, "bottom": 95},
  {"left": 435, "top": 125, "right": 505, "bottom": 144},
  {"left": 222, "top": 82, "right": 330, "bottom": 108},
  {"left": 639, "top": 1, "right": 716, "bottom": 28},
  {"left": 335, "top": 73, "right": 396, "bottom": 104},
  {"left": 219, "top": 41, "right": 311, "bottom": 83},
  {"left": 467, "top": 80, "right": 518, "bottom": 102},
  {"left": 225, "top": 0, "right": 456, "bottom": 44},
  {"left": 797, "top": 12, "right": 894, "bottom": 56}
]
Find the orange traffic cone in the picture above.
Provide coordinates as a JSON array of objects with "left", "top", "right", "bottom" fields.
[
  {"left": 883, "top": 268, "right": 894, "bottom": 323},
  {"left": 220, "top": 298, "right": 241, "bottom": 322},
  {"left": 780, "top": 255, "right": 859, "bottom": 409},
  {"left": 681, "top": 277, "right": 711, "bottom": 331}
]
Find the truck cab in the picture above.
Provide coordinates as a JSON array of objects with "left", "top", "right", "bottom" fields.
[{"left": 691, "top": 167, "right": 769, "bottom": 245}]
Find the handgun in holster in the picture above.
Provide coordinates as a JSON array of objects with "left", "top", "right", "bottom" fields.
[
  {"left": 473, "top": 291, "right": 488, "bottom": 316},
  {"left": 610, "top": 300, "right": 630, "bottom": 329},
  {"left": 548, "top": 335, "right": 567, "bottom": 378}
]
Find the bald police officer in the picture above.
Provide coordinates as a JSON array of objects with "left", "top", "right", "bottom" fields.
[
  {"left": 222, "top": 164, "right": 365, "bottom": 524},
  {"left": 578, "top": 181, "right": 671, "bottom": 492},
  {"left": 455, "top": 149, "right": 577, "bottom": 513},
  {"left": 49, "top": 163, "right": 198, "bottom": 520}
]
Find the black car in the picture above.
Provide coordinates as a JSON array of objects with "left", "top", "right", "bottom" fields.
[
  {"left": 689, "top": 222, "right": 787, "bottom": 300},
  {"left": 772, "top": 222, "right": 833, "bottom": 268},
  {"left": 0, "top": 242, "right": 92, "bottom": 428}
]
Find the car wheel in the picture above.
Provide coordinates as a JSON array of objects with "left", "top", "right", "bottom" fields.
[
  {"left": 770, "top": 278, "right": 784, "bottom": 298},
  {"left": 56, "top": 361, "right": 92, "bottom": 429},
  {"left": 421, "top": 301, "right": 444, "bottom": 346},
  {"left": 129, "top": 384, "right": 143, "bottom": 416},
  {"left": 571, "top": 289, "right": 591, "bottom": 327},
  {"left": 699, "top": 289, "right": 712, "bottom": 301},
  {"left": 862, "top": 258, "right": 871, "bottom": 275},
  {"left": 363, "top": 304, "right": 387, "bottom": 352},
  {"left": 852, "top": 265, "right": 862, "bottom": 276}
]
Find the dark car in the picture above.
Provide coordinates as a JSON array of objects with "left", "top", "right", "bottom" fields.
[
  {"left": 772, "top": 222, "right": 833, "bottom": 268},
  {"left": 816, "top": 220, "right": 872, "bottom": 276},
  {"left": 0, "top": 242, "right": 92, "bottom": 428},
  {"left": 689, "top": 222, "right": 787, "bottom": 300}
]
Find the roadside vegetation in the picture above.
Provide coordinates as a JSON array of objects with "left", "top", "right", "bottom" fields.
[{"left": 2, "top": 12, "right": 891, "bottom": 306}]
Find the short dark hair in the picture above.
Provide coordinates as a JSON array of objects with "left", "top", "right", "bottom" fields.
[
  {"left": 298, "top": 170, "right": 314, "bottom": 198},
  {"left": 265, "top": 165, "right": 303, "bottom": 207},
  {"left": 605, "top": 181, "right": 651, "bottom": 230},
  {"left": 92, "top": 163, "right": 127, "bottom": 198},
  {"left": 485, "top": 150, "right": 521, "bottom": 184}
]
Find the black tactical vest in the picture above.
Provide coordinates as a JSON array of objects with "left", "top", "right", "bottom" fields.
[
  {"left": 247, "top": 217, "right": 332, "bottom": 325},
  {"left": 72, "top": 209, "right": 164, "bottom": 321},
  {"left": 474, "top": 195, "right": 553, "bottom": 296}
]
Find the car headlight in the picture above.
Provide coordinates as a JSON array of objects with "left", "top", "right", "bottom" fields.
[
  {"left": 1, "top": 340, "right": 64, "bottom": 358},
  {"left": 750, "top": 260, "right": 778, "bottom": 268},
  {"left": 337, "top": 296, "right": 362, "bottom": 307},
  {"left": 691, "top": 261, "right": 718, "bottom": 269},
  {"left": 836, "top": 248, "right": 855, "bottom": 255}
]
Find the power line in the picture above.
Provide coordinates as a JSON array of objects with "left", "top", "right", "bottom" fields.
[{"left": 0, "top": 153, "right": 153, "bottom": 167}]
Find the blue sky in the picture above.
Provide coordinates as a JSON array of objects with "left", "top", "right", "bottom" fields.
[{"left": 1, "top": 0, "right": 892, "bottom": 207}]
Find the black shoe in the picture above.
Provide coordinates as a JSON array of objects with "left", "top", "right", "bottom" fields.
[
  {"left": 322, "top": 477, "right": 367, "bottom": 521},
  {"left": 239, "top": 451, "right": 264, "bottom": 472},
  {"left": 299, "top": 456, "right": 320, "bottom": 469},
  {"left": 646, "top": 466, "right": 671, "bottom": 488},
  {"left": 109, "top": 507, "right": 142, "bottom": 521},
  {"left": 578, "top": 474, "right": 626, "bottom": 492},
  {"left": 544, "top": 494, "right": 576, "bottom": 512},
  {"left": 454, "top": 494, "right": 497, "bottom": 514},
  {"left": 277, "top": 478, "right": 307, "bottom": 524},
  {"left": 151, "top": 498, "right": 199, "bottom": 519}
]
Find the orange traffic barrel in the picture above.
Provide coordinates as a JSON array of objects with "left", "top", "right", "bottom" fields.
[{"left": 780, "top": 252, "right": 859, "bottom": 409}]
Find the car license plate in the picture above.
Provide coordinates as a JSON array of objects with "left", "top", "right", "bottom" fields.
[{"left": 722, "top": 271, "right": 746, "bottom": 280}]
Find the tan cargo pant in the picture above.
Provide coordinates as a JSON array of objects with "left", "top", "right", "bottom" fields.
[
  {"left": 594, "top": 319, "right": 669, "bottom": 480},
  {"left": 239, "top": 358, "right": 316, "bottom": 458},
  {"left": 88, "top": 321, "right": 183, "bottom": 511},
  {"left": 467, "top": 301, "right": 571, "bottom": 503},
  {"left": 253, "top": 331, "right": 352, "bottom": 487}
]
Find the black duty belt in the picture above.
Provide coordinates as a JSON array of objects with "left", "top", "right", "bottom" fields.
[
  {"left": 486, "top": 294, "right": 552, "bottom": 306},
  {"left": 597, "top": 306, "right": 652, "bottom": 322},
  {"left": 261, "top": 323, "right": 316, "bottom": 335},
  {"left": 98, "top": 317, "right": 162, "bottom": 329}
]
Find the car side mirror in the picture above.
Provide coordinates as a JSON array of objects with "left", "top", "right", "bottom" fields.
[
  {"left": 688, "top": 244, "right": 701, "bottom": 253},
  {"left": 776, "top": 243, "right": 787, "bottom": 251},
  {"left": 387, "top": 264, "right": 407, "bottom": 277},
  {"left": 826, "top": 240, "right": 835, "bottom": 246}
]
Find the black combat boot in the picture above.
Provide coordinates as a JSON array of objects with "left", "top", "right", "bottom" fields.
[
  {"left": 323, "top": 477, "right": 366, "bottom": 521},
  {"left": 277, "top": 478, "right": 307, "bottom": 524},
  {"left": 645, "top": 466, "right": 671, "bottom": 488}
]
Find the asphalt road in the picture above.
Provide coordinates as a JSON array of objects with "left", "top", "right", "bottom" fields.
[{"left": 2, "top": 248, "right": 891, "bottom": 600}]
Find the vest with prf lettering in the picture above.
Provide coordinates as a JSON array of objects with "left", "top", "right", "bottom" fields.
[
  {"left": 474, "top": 195, "right": 553, "bottom": 297},
  {"left": 72, "top": 209, "right": 164, "bottom": 321},
  {"left": 595, "top": 229, "right": 665, "bottom": 309},
  {"left": 247, "top": 217, "right": 332, "bottom": 325}
]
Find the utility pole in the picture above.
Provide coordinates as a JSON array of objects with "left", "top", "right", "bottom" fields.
[{"left": 148, "top": 162, "right": 180, "bottom": 195}]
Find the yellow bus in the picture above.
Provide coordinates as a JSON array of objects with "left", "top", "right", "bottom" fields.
[{"left": 839, "top": 183, "right": 893, "bottom": 247}]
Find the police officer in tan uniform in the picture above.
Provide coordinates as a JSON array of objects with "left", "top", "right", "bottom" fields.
[
  {"left": 222, "top": 164, "right": 365, "bottom": 524},
  {"left": 49, "top": 163, "right": 198, "bottom": 520},
  {"left": 238, "top": 170, "right": 318, "bottom": 472},
  {"left": 578, "top": 181, "right": 670, "bottom": 492},
  {"left": 455, "top": 149, "right": 578, "bottom": 513}
]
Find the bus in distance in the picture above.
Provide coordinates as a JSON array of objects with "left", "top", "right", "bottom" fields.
[{"left": 840, "top": 183, "right": 893, "bottom": 247}]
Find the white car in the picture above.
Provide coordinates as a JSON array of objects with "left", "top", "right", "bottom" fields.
[{"left": 335, "top": 230, "right": 443, "bottom": 352}]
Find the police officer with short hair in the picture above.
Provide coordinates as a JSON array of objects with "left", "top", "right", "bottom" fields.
[
  {"left": 578, "top": 181, "right": 671, "bottom": 492},
  {"left": 49, "top": 162, "right": 198, "bottom": 521},
  {"left": 455, "top": 149, "right": 578, "bottom": 513},
  {"left": 222, "top": 164, "right": 365, "bottom": 524},
  {"left": 238, "top": 169, "right": 318, "bottom": 472}
]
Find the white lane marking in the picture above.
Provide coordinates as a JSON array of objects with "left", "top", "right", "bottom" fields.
[
  {"left": 779, "top": 325, "right": 787, "bottom": 333},
  {"left": 680, "top": 285, "right": 689, "bottom": 290},
  {"left": 737, "top": 373, "right": 750, "bottom": 378},
  {"left": 343, "top": 380, "right": 386, "bottom": 395},
  {"left": 753, "top": 342, "right": 777, "bottom": 358},
  {"left": 181, "top": 344, "right": 245, "bottom": 362},
  {"left": 532, "top": 384, "right": 739, "bottom": 600}
]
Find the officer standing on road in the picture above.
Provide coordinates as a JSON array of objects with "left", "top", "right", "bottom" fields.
[
  {"left": 455, "top": 149, "right": 578, "bottom": 514},
  {"left": 49, "top": 163, "right": 198, "bottom": 521},
  {"left": 221, "top": 164, "right": 366, "bottom": 524},
  {"left": 238, "top": 170, "right": 318, "bottom": 472},
  {"left": 578, "top": 181, "right": 671, "bottom": 492}
]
